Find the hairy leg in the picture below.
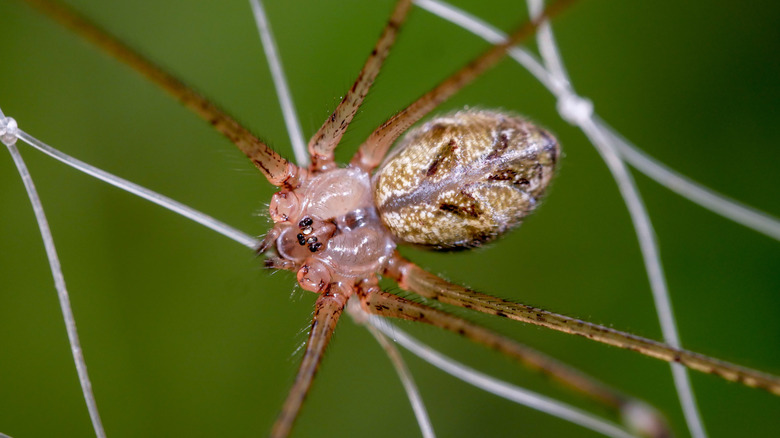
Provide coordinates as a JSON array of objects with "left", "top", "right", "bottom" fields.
[
  {"left": 24, "top": 0, "right": 302, "bottom": 187},
  {"left": 356, "top": 281, "right": 670, "bottom": 436},
  {"left": 272, "top": 286, "right": 349, "bottom": 438},
  {"left": 351, "top": 0, "right": 578, "bottom": 171},
  {"left": 308, "top": 0, "right": 413, "bottom": 172},
  {"left": 384, "top": 252, "right": 780, "bottom": 395}
]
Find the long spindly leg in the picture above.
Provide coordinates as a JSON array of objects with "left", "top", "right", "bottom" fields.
[
  {"left": 384, "top": 253, "right": 780, "bottom": 395},
  {"left": 350, "top": 0, "right": 578, "bottom": 171},
  {"left": 355, "top": 283, "right": 670, "bottom": 436},
  {"left": 308, "top": 0, "right": 413, "bottom": 172},
  {"left": 272, "top": 286, "right": 349, "bottom": 438},
  {"left": 25, "top": 0, "right": 303, "bottom": 188}
]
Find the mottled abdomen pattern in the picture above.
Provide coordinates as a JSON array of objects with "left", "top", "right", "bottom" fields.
[{"left": 373, "top": 110, "right": 559, "bottom": 249}]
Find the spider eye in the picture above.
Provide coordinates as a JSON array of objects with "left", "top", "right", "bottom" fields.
[{"left": 374, "top": 110, "right": 559, "bottom": 250}]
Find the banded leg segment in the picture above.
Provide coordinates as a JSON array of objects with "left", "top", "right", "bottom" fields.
[
  {"left": 271, "top": 287, "right": 349, "bottom": 438},
  {"left": 25, "top": 0, "right": 302, "bottom": 188},
  {"left": 384, "top": 253, "right": 780, "bottom": 396},
  {"left": 309, "top": 0, "right": 413, "bottom": 172},
  {"left": 351, "top": 0, "right": 578, "bottom": 171},
  {"left": 356, "top": 285, "right": 674, "bottom": 435}
]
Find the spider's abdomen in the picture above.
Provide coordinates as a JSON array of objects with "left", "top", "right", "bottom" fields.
[{"left": 373, "top": 110, "right": 559, "bottom": 249}]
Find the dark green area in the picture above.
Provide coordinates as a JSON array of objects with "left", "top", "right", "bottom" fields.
[{"left": 0, "top": 0, "right": 778, "bottom": 437}]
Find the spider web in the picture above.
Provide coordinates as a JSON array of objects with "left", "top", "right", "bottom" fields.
[{"left": 1, "top": 0, "right": 778, "bottom": 437}]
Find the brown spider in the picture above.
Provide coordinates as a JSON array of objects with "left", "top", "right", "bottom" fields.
[{"left": 7, "top": 0, "right": 780, "bottom": 437}]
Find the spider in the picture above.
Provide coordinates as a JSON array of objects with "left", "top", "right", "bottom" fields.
[{"left": 0, "top": 0, "right": 776, "bottom": 436}]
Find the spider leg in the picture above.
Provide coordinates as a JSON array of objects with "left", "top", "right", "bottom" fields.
[
  {"left": 25, "top": 0, "right": 304, "bottom": 188},
  {"left": 272, "top": 285, "right": 350, "bottom": 438},
  {"left": 348, "top": 299, "right": 436, "bottom": 438},
  {"left": 356, "top": 282, "right": 671, "bottom": 437},
  {"left": 351, "top": 0, "right": 578, "bottom": 171},
  {"left": 309, "top": 0, "right": 413, "bottom": 172},
  {"left": 384, "top": 252, "right": 780, "bottom": 396}
]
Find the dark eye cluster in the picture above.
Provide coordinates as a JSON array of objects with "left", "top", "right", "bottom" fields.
[{"left": 296, "top": 217, "right": 322, "bottom": 252}]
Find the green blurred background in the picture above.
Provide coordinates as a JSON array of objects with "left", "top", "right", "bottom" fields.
[{"left": 1, "top": 0, "right": 779, "bottom": 436}]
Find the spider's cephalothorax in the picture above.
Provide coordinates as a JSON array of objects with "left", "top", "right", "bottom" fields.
[
  {"left": 265, "top": 166, "right": 397, "bottom": 293},
  {"left": 265, "top": 109, "right": 559, "bottom": 293}
]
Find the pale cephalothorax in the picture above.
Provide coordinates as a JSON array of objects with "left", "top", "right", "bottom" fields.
[
  {"left": 374, "top": 110, "right": 559, "bottom": 249},
  {"left": 266, "top": 167, "right": 397, "bottom": 293}
]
